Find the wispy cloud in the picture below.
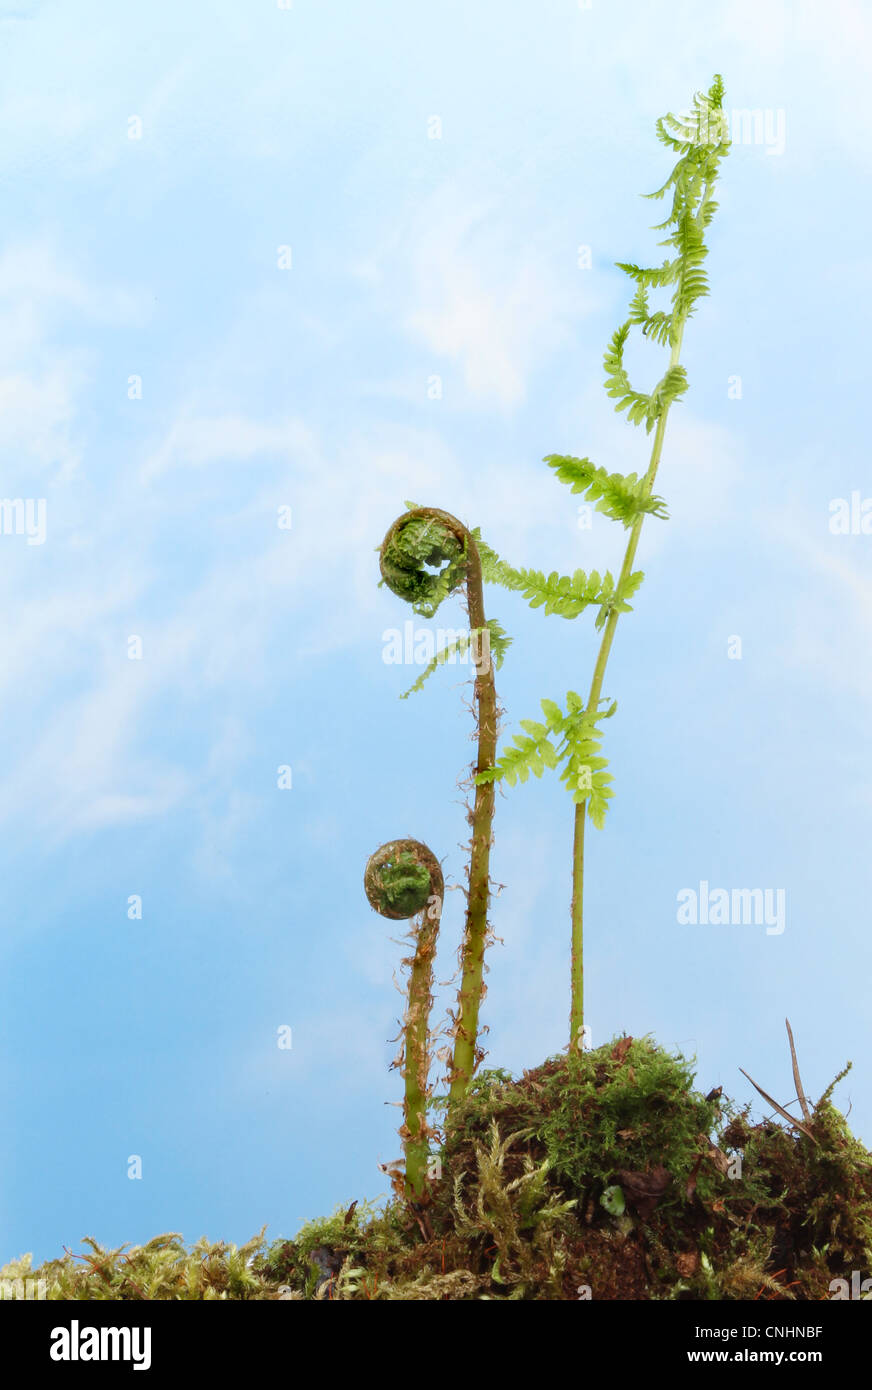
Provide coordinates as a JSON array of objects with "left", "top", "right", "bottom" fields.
[
  {"left": 141, "top": 415, "right": 317, "bottom": 483},
  {"left": 383, "top": 182, "right": 590, "bottom": 409}
]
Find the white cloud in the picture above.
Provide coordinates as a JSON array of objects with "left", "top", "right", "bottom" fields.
[
  {"left": 0, "top": 243, "right": 147, "bottom": 481},
  {"left": 141, "top": 415, "right": 317, "bottom": 482},
  {"left": 394, "top": 183, "right": 589, "bottom": 408},
  {"left": 716, "top": 0, "right": 872, "bottom": 151},
  {"left": 0, "top": 244, "right": 146, "bottom": 326},
  {"left": 0, "top": 661, "right": 189, "bottom": 839},
  {"left": 774, "top": 520, "right": 872, "bottom": 703}
]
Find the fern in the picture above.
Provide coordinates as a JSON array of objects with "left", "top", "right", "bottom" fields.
[
  {"left": 594, "top": 568, "right": 646, "bottom": 631},
  {"left": 478, "top": 693, "right": 617, "bottom": 829},
  {"left": 557, "top": 695, "right": 616, "bottom": 828},
  {"left": 387, "top": 79, "right": 729, "bottom": 1063},
  {"left": 603, "top": 320, "right": 690, "bottom": 432},
  {"left": 476, "top": 533, "right": 639, "bottom": 623},
  {"left": 475, "top": 698, "right": 563, "bottom": 788},
  {"left": 379, "top": 506, "right": 501, "bottom": 1109},
  {"left": 474, "top": 77, "right": 729, "bottom": 1047},
  {"left": 544, "top": 455, "right": 668, "bottom": 527},
  {"left": 400, "top": 619, "right": 511, "bottom": 698},
  {"left": 379, "top": 511, "right": 468, "bottom": 619},
  {"left": 628, "top": 284, "right": 674, "bottom": 347}
]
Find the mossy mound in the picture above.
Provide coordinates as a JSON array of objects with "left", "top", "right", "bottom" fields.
[{"left": 5, "top": 1037, "right": 870, "bottom": 1300}]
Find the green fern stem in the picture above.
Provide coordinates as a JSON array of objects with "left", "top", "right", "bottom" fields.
[
  {"left": 379, "top": 509, "right": 498, "bottom": 1104},
  {"left": 570, "top": 319, "right": 687, "bottom": 1053},
  {"left": 364, "top": 838, "right": 444, "bottom": 1201}
]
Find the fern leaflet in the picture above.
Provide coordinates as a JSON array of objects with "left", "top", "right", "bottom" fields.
[
  {"left": 544, "top": 454, "right": 668, "bottom": 527},
  {"left": 476, "top": 693, "right": 618, "bottom": 828}
]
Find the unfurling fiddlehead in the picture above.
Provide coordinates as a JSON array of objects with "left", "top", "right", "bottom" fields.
[
  {"left": 364, "top": 839, "right": 444, "bottom": 1202},
  {"left": 379, "top": 508, "right": 500, "bottom": 1106}
]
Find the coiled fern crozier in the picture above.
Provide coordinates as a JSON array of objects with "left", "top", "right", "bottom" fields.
[
  {"left": 475, "top": 76, "right": 730, "bottom": 1052},
  {"left": 364, "top": 839, "right": 444, "bottom": 1202},
  {"left": 379, "top": 508, "right": 509, "bottom": 1105}
]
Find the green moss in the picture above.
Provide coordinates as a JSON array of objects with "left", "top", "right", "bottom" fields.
[
  {"left": 7, "top": 1038, "right": 871, "bottom": 1301},
  {"left": 1, "top": 1231, "right": 274, "bottom": 1301},
  {"left": 434, "top": 1039, "right": 717, "bottom": 1221}
]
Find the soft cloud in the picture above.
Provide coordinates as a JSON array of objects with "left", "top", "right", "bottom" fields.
[
  {"left": 0, "top": 366, "right": 84, "bottom": 478},
  {"left": 141, "top": 415, "right": 317, "bottom": 482},
  {"left": 774, "top": 521, "right": 872, "bottom": 704},
  {"left": 398, "top": 183, "right": 587, "bottom": 408},
  {"left": 0, "top": 244, "right": 146, "bottom": 326},
  {"left": 0, "top": 243, "right": 147, "bottom": 481}
]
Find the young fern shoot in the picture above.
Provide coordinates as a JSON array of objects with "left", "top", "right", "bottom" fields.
[
  {"left": 379, "top": 507, "right": 510, "bottom": 1103},
  {"left": 475, "top": 76, "right": 730, "bottom": 1054},
  {"left": 364, "top": 839, "right": 445, "bottom": 1202}
]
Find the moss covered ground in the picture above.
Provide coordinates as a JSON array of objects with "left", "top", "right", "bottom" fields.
[{"left": 4, "top": 1037, "right": 870, "bottom": 1300}]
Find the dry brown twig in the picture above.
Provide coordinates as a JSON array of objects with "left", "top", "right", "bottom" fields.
[{"left": 739, "top": 1019, "right": 818, "bottom": 1145}]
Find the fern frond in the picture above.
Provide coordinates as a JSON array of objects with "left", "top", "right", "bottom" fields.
[
  {"left": 557, "top": 697, "right": 617, "bottom": 827},
  {"left": 486, "top": 618, "right": 513, "bottom": 669},
  {"left": 627, "top": 284, "right": 649, "bottom": 324},
  {"left": 615, "top": 259, "right": 679, "bottom": 289},
  {"left": 476, "top": 534, "right": 618, "bottom": 620},
  {"left": 475, "top": 720, "right": 559, "bottom": 788},
  {"left": 400, "top": 619, "right": 511, "bottom": 698},
  {"left": 625, "top": 283, "right": 675, "bottom": 345},
  {"left": 655, "top": 116, "right": 690, "bottom": 153},
  {"left": 603, "top": 321, "right": 650, "bottom": 426},
  {"left": 380, "top": 514, "right": 467, "bottom": 618},
  {"left": 667, "top": 207, "right": 710, "bottom": 326},
  {"left": 644, "top": 310, "right": 675, "bottom": 345},
  {"left": 643, "top": 160, "right": 686, "bottom": 203},
  {"left": 475, "top": 693, "right": 618, "bottom": 828},
  {"left": 620, "top": 75, "right": 730, "bottom": 367},
  {"left": 400, "top": 632, "right": 469, "bottom": 699},
  {"left": 649, "top": 363, "right": 689, "bottom": 416},
  {"left": 545, "top": 455, "right": 668, "bottom": 527},
  {"left": 594, "top": 569, "right": 645, "bottom": 630},
  {"left": 604, "top": 321, "right": 677, "bottom": 433}
]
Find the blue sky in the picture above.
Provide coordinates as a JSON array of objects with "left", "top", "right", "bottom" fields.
[{"left": 1, "top": 0, "right": 871, "bottom": 1268}]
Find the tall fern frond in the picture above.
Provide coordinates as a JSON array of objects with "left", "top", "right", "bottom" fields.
[{"left": 601, "top": 74, "right": 729, "bottom": 422}]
